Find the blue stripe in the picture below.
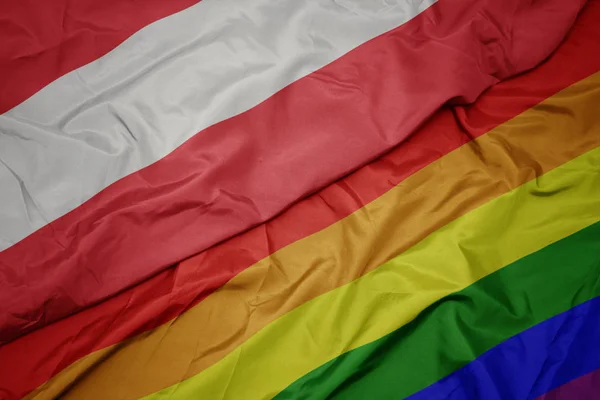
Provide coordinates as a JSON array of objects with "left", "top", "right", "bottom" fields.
[{"left": 407, "top": 295, "right": 600, "bottom": 400}]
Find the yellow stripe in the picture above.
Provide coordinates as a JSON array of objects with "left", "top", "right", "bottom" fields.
[{"left": 144, "top": 151, "right": 600, "bottom": 399}]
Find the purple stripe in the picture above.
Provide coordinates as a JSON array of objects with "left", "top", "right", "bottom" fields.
[{"left": 537, "top": 369, "right": 600, "bottom": 400}]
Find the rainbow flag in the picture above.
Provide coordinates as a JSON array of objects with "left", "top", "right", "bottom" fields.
[{"left": 0, "top": 0, "right": 599, "bottom": 399}]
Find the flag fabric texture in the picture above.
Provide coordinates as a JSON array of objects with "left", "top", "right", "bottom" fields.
[{"left": 0, "top": 0, "right": 599, "bottom": 399}]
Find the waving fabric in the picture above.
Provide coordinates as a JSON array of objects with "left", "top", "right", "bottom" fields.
[{"left": 0, "top": 0, "right": 599, "bottom": 399}]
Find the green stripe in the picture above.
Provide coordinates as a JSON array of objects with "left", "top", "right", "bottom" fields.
[{"left": 275, "top": 221, "right": 600, "bottom": 399}]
